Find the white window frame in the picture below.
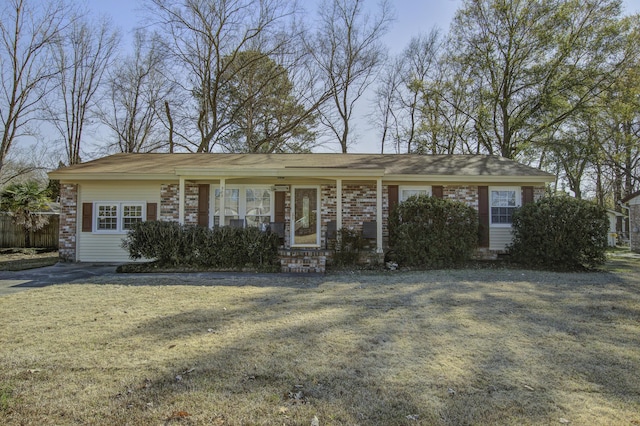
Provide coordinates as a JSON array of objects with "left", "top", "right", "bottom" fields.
[
  {"left": 399, "top": 185, "right": 432, "bottom": 202},
  {"left": 212, "top": 185, "right": 274, "bottom": 228},
  {"left": 94, "top": 202, "right": 146, "bottom": 234},
  {"left": 291, "top": 185, "right": 320, "bottom": 247},
  {"left": 489, "top": 187, "right": 521, "bottom": 227}
]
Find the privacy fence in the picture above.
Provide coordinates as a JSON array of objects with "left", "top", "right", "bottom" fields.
[{"left": 0, "top": 213, "right": 59, "bottom": 249}]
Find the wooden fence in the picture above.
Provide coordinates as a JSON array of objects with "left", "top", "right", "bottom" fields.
[{"left": 0, "top": 213, "right": 59, "bottom": 249}]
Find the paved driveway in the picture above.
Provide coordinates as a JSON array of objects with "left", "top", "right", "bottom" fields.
[{"left": 0, "top": 263, "right": 119, "bottom": 296}]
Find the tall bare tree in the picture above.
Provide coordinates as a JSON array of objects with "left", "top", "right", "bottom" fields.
[
  {"left": 98, "top": 30, "right": 173, "bottom": 153},
  {"left": 0, "top": 0, "right": 69, "bottom": 176},
  {"left": 312, "top": 0, "right": 393, "bottom": 153},
  {"left": 46, "top": 15, "right": 120, "bottom": 165},
  {"left": 145, "top": 0, "right": 326, "bottom": 153}
]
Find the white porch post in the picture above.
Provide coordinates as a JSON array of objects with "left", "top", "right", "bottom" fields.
[
  {"left": 376, "top": 178, "right": 383, "bottom": 253},
  {"left": 336, "top": 178, "right": 342, "bottom": 231},
  {"left": 178, "top": 177, "right": 185, "bottom": 225},
  {"left": 219, "top": 178, "right": 226, "bottom": 227}
]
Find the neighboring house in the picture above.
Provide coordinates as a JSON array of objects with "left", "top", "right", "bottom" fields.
[
  {"left": 48, "top": 153, "right": 555, "bottom": 271},
  {"left": 605, "top": 209, "right": 627, "bottom": 247},
  {"left": 621, "top": 191, "right": 640, "bottom": 253}
]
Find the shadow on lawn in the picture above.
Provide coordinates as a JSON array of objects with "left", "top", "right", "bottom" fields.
[{"left": 105, "top": 268, "right": 640, "bottom": 425}]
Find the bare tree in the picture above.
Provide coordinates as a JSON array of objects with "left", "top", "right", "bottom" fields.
[
  {"left": 0, "top": 0, "right": 69, "bottom": 175},
  {"left": 98, "top": 30, "right": 173, "bottom": 153},
  {"left": 371, "top": 57, "right": 402, "bottom": 153},
  {"left": 46, "top": 15, "right": 120, "bottom": 165},
  {"left": 312, "top": 0, "right": 393, "bottom": 153},
  {"left": 144, "top": 0, "right": 327, "bottom": 153},
  {"left": 397, "top": 30, "right": 441, "bottom": 153}
]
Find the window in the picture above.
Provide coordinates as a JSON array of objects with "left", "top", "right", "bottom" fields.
[
  {"left": 213, "top": 186, "right": 273, "bottom": 227},
  {"left": 490, "top": 188, "right": 520, "bottom": 226},
  {"left": 94, "top": 202, "right": 145, "bottom": 233},
  {"left": 400, "top": 186, "right": 432, "bottom": 202},
  {"left": 96, "top": 204, "right": 118, "bottom": 230},
  {"left": 122, "top": 205, "right": 143, "bottom": 230},
  {"left": 245, "top": 188, "right": 272, "bottom": 227}
]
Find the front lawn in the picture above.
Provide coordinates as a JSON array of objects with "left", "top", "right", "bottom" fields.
[{"left": 0, "top": 258, "right": 639, "bottom": 425}]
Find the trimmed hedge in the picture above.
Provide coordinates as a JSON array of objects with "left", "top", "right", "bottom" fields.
[
  {"left": 508, "top": 196, "right": 608, "bottom": 270},
  {"left": 121, "top": 221, "right": 280, "bottom": 271},
  {"left": 389, "top": 195, "right": 478, "bottom": 268}
]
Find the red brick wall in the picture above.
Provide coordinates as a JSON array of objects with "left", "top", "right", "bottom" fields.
[{"left": 59, "top": 183, "right": 78, "bottom": 261}]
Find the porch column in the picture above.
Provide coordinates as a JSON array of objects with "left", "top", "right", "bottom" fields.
[
  {"left": 178, "top": 177, "right": 185, "bottom": 224},
  {"left": 376, "top": 178, "right": 383, "bottom": 253},
  {"left": 336, "top": 178, "right": 342, "bottom": 230},
  {"left": 219, "top": 178, "right": 226, "bottom": 227}
]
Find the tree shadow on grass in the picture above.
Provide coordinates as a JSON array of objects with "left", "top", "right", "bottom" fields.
[{"left": 86, "top": 266, "right": 640, "bottom": 425}]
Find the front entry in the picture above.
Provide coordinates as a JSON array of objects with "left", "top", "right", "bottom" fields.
[{"left": 292, "top": 187, "right": 319, "bottom": 246}]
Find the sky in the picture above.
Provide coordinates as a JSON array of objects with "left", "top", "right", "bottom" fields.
[{"left": 88, "top": 0, "right": 640, "bottom": 153}]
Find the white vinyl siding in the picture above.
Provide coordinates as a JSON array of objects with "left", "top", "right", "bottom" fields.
[
  {"left": 490, "top": 227, "right": 514, "bottom": 251},
  {"left": 77, "top": 181, "right": 162, "bottom": 262}
]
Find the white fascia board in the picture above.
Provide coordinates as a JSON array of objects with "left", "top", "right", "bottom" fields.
[
  {"left": 174, "top": 167, "right": 386, "bottom": 179},
  {"left": 384, "top": 174, "right": 556, "bottom": 184},
  {"left": 50, "top": 173, "right": 175, "bottom": 181}
]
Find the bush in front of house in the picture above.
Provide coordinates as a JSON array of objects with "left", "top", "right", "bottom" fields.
[
  {"left": 507, "top": 196, "right": 608, "bottom": 270},
  {"left": 389, "top": 195, "right": 478, "bottom": 268},
  {"left": 121, "top": 221, "right": 280, "bottom": 271}
]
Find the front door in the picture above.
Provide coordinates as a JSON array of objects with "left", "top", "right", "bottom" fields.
[{"left": 292, "top": 186, "right": 319, "bottom": 246}]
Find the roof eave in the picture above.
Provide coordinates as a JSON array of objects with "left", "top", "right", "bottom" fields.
[{"left": 385, "top": 174, "right": 556, "bottom": 183}]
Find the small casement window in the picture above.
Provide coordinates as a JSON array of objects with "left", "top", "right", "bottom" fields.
[
  {"left": 399, "top": 186, "right": 432, "bottom": 202},
  {"left": 490, "top": 188, "right": 520, "bottom": 226},
  {"left": 94, "top": 202, "right": 145, "bottom": 233}
]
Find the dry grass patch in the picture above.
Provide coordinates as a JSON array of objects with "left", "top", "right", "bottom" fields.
[
  {"left": 1, "top": 261, "right": 640, "bottom": 425},
  {"left": 0, "top": 249, "right": 58, "bottom": 271}
]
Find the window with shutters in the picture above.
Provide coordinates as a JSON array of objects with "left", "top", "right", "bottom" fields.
[
  {"left": 489, "top": 187, "right": 521, "bottom": 226},
  {"left": 213, "top": 186, "right": 273, "bottom": 228},
  {"left": 94, "top": 202, "right": 145, "bottom": 233},
  {"left": 399, "top": 186, "right": 432, "bottom": 202}
]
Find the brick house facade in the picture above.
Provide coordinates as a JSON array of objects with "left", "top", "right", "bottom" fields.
[{"left": 51, "top": 153, "right": 555, "bottom": 270}]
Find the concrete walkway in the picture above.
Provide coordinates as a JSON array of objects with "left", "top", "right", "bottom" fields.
[{"left": 0, "top": 263, "right": 118, "bottom": 296}]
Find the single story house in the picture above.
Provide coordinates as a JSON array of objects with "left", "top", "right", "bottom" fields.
[
  {"left": 48, "top": 153, "right": 555, "bottom": 271},
  {"left": 621, "top": 191, "right": 640, "bottom": 253}
]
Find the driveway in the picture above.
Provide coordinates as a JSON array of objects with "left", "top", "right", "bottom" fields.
[{"left": 0, "top": 263, "right": 119, "bottom": 296}]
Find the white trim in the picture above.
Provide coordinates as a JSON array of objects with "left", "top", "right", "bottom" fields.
[
  {"left": 291, "top": 185, "right": 320, "bottom": 247},
  {"left": 336, "top": 179, "right": 342, "bottom": 231},
  {"left": 399, "top": 185, "right": 432, "bottom": 202},
  {"left": 178, "top": 177, "right": 185, "bottom": 225},
  {"left": 376, "top": 178, "right": 383, "bottom": 253},
  {"left": 92, "top": 201, "right": 146, "bottom": 234},
  {"left": 489, "top": 186, "right": 521, "bottom": 228}
]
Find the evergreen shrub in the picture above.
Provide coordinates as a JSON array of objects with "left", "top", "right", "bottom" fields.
[
  {"left": 508, "top": 196, "right": 608, "bottom": 270},
  {"left": 389, "top": 195, "right": 478, "bottom": 268},
  {"left": 121, "top": 221, "right": 280, "bottom": 271}
]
